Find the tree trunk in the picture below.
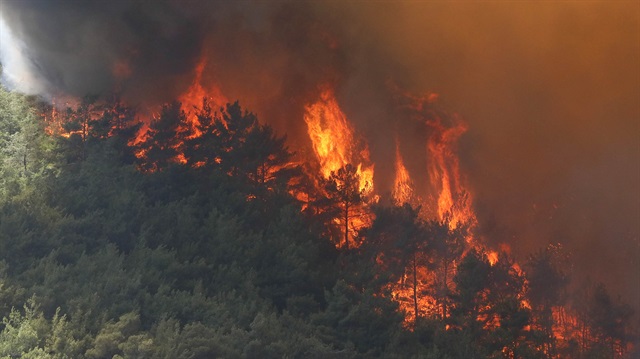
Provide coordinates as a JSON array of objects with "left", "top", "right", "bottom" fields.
[
  {"left": 413, "top": 253, "right": 419, "bottom": 325},
  {"left": 442, "top": 257, "right": 449, "bottom": 321},
  {"left": 344, "top": 201, "right": 350, "bottom": 250}
]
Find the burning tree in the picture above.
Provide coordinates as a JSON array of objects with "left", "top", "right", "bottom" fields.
[
  {"left": 44, "top": 95, "right": 139, "bottom": 165},
  {"left": 429, "top": 220, "right": 466, "bottom": 323},
  {"left": 137, "top": 99, "right": 298, "bottom": 193},
  {"left": 215, "top": 102, "right": 295, "bottom": 189},
  {"left": 135, "top": 101, "right": 185, "bottom": 172},
  {"left": 0, "top": 0, "right": 637, "bottom": 356},
  {"left": 321, "top": 163, "right": 371, "bottom": 250},
  {"left": 569, "top": 282, "right": 636, "bottom": 358},
  {"left": 359, "top": 204, "right": 430, "bottom": 325},
  {"left": 526, "top": 244, "right": 571, "bottom": 357},
  {"left": 448, "top": 249, "right": 533, "bottom": 358},
  {"left": 3, "top": 80, "right": 637, "bottom": 358}
]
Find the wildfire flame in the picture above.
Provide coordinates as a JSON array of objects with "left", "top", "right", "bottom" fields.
[
  {"left": 487, "top": 250, "right": 500, "bottom": 266},
  {"left": 42, "top": 98, "right": 80, "bottom": 137},
  {"left": 42, "top": 77, "right": 629, "bottom": 356},
  {"left": 38, "top": 65, "right": 612, "bottom": 354},
  {"left": 131, "top": 56, "right": 229, "bottom": 166},
  {"left": 178, "top": 56, "right": 228, "bottom": 139},
  {"left": 303, "top": 87, "right": 374, "bottom": 193},
  {"left": 385, "top": 90, "right": 499, "bottom": 328},
  {"left": 426, "top": 115, "right": 475, "bottom": 230},
  {"left": 392, "top": 137, "right": 414, "bottom": 206}
]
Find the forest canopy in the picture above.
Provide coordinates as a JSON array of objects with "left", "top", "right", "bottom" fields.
[{"left": 0, "top": 84, "right": 636, "bottom": 359}]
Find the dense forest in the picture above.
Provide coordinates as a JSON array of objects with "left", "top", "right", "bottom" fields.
[{"left": 0, "top": 82, "right": 637, "bottom": 359}]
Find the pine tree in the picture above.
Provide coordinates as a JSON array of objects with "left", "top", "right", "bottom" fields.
[{"left": 322, "top": 164, "right": 369, "bottom": 250}]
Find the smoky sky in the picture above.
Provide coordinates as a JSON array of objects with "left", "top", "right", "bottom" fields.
[{"left": 1, "top": 0, "right": 638, "bottom": 307}]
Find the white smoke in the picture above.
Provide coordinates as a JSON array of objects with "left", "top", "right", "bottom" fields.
[{"left": 0, "top": 12, "right": 48, "bottom": 96}]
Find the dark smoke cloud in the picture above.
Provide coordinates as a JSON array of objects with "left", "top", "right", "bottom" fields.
[
  {"left": 330, "top": 1, "right": 639, "bottom": 306},
  {"left": 1, "top": 0, "right": 350, "bottom": 143},
  {"left": 1, "top": 0, "right": 207, "bottom": 102},
  {"left": 1, "top": 1, "right": 638, "bottom": 306}
]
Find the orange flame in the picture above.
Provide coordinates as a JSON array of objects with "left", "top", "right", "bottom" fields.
[
  {"left": 387, "top": 268, "right": 438, "bottom": 327},
  {"left": 392, "top": 138, "right": 414, "bottom": 205},
  {"left": 132, "top": 56, "right": 229, "bottom": 167},
  {"left": 303, "top": 87, "right": 374, "bottom": 193},
  {"left": 302, "top": 86, "right": 377, "bottom": 250},
  {"left": 386, "top": 89, "right": 484, "bottom": 328},
  {"left": 426, "top": 115, "right": 475, "bottom": 230},
  {"left": 178, "top": 57, "right": 228, "bottom": 139},
  {"left": 487, "top": 250, "right": 499, "bottom": 266}
]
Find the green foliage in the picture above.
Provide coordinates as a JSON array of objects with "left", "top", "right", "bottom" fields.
[
  {"left": 312, "top": 279, "right": 404, "bottom": 355},
  {"left": 138, "top": 101, "right": 184, "bottom": 171},
  {"left": 526, "top": 244, "right": 571, "bottom": 356},
  {"left": 0, "top": 298, "right": 82, "bottom": 359},
  {"left": 0, "top": 86, "right": 57, "bottom": 200},
  {"left": 0, "top": 87, "right": 635, "bottom": 358},
  {"left": 319, "top": 163, "right": 371, "bottom": 250}
]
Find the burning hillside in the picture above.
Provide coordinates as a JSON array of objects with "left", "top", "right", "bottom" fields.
[{"left": 1, "top": 0, "right": 638, "bottom": 358}]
